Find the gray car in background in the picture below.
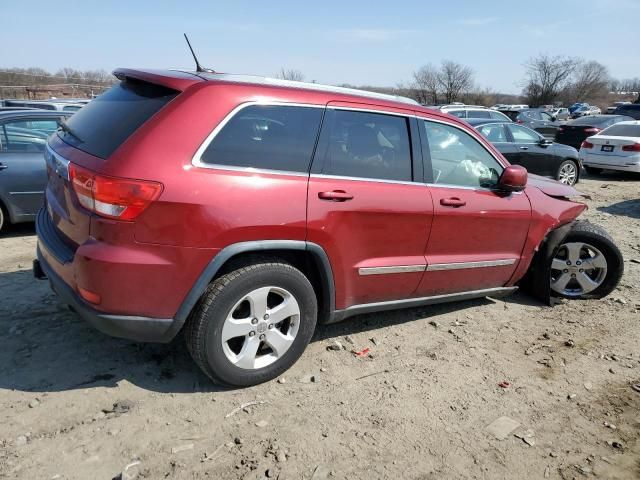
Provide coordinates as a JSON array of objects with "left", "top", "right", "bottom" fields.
[
  {"left": 0, "top": 110, "right": 71, "bottom": 231},
  {"left": 498, "top": 108, "right": 563, "bottom": 139}
]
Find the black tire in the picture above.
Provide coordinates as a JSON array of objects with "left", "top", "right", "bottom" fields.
[
  {"left": 184, "top": 262, "right": 317, "bottom": 387},
  {"left": 553, "top": 221, "right": 623, "bottom": 300},
  {"left": 584, "top": 166, "right": 602, "bottom": 175},
  {"left": 556, "top": 159, "right": 579, "bottom": 186},
  {"left": 0, "top": 206, "right": 4, "bottom": 233}
]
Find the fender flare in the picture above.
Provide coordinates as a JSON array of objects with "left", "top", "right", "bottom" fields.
[
  {"left": 520, "top": 221, "right": 575, "bottom": 305},
  {"left": 165, "top": 240, "right": 336, "bottom": 339}
]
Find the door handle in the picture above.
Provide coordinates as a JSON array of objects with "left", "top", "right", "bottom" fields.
[
  {"left": 0, "top": 163, "right": 7, "bottom": 170},
  {"left": 318, "top": 190, "right": 354, "bottom": 202},
  {"left": 440, "top": 197, "right": 466, "bottom": 207},
  {"left": 519, "top": 146, "right": 529, "bottom": 150}
]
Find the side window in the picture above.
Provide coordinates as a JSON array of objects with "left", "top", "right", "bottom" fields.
[
  {"left": 540, "top": 111, "right": 553, "bottom": 121},
  {"left": 318, "top": 109, "right": 412, "bottom": 182},
  {"left": 0, "top": 118, "right": 59, "bottom": 153},
  {"left": 423, "top": 120, "right": 503, "bottom": 188},
  {"left": 200, "top": 105, "right": 323, "bottom": 173},
  {"left": 507, "top": 124, "right": 541, "bottom": 143},
  {"left": 478, "top": 124, "right": 507, "bottom": 143},
  {"left": 467, "top": 110, "right": 491, "bottom": 119},
  {"left": 448, "top": 110, "right": 466, "bottom": 118},
  {"left": 489, "top": 111, "right": 509, "bottom": 120}
]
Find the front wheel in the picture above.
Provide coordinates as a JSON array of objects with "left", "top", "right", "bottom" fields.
[
  {"left": 184, "top": 262, "right": 318, "bottom": 386},
  {"left": 556, "top": 160, "right": 579, "bottom": 185},
  {"left": 550, "top": 222, "right": 623, "bottom": 299}
]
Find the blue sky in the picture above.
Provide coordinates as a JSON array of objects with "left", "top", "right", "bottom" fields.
[{"left": 1, "top": 0, "right": 639, "bottom": 93}]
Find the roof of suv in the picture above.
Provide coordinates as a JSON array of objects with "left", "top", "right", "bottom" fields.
[{"left": 113, "top": 68, "right": 421, "bottom": 109}]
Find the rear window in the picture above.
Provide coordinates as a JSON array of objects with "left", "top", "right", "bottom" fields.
[
  {"left": 58, "top": 79, "right": 178, "bottom": 159},
  {"left": 498, "top": 110, "right": 519, "bottom": 121},
  {"left": 600, "top": 124, "right": 640, "bottom": 137},
  {"left": 200, "top": 105, "right": 323, "bottom": 173},
  {"left": 571, "top": 116, "right": 612, "bottom": 126}
]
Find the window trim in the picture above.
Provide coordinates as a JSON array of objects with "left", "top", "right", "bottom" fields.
[{"left": 191, "top": 101, "right": 325, "bottom": 176}]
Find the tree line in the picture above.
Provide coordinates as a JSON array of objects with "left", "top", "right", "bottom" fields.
[{"left": 0, "top": 67, "right": 115, "bottom": 99}]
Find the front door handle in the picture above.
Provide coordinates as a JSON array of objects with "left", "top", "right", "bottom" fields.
[
  {"left": 0, "top": 163, "right": 7, "bottom": 170},
  {"left": 318, "top": 190, "right": 354, "bottom": 202},
  {"left": 519, "top": 146, "right": 529, "bottom": 150},
  {"left": 440, "top": 197, "right": 466, "bottom": 207}
]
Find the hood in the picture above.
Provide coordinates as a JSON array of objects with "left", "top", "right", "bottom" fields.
[{"left": 526, "top": 174, "right": 583, "bottom": 199}]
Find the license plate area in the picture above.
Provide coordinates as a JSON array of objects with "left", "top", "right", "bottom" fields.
[{"left": 601, "top": 145, "right": 614, "bottom": 152}]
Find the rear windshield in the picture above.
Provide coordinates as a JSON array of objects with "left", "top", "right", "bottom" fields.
[
  {"left": 601, "top": 124, "right": 640, "bottom": 137},
  {"left": 58, "top": 79, "right": 178, "bottom": 159},
  {"left": 571, "top": 116, "right": 613, "bottom": 126}
]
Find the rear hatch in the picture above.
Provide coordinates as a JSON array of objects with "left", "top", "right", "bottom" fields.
[{"left": 44, "top": 72, "right": 188, "bottom": 250}]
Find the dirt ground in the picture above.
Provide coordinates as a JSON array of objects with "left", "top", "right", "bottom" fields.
[{"left": 1, "top": 172, "right": 639, "bottom": 480}]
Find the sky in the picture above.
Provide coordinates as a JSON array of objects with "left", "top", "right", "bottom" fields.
[{"left": 1, "top": 0, "right": 639, "bottom": 94}]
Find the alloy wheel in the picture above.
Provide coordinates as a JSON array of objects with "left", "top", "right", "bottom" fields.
[
  {"left": 558, "top": 162, "right": 578, "bottom": 185},
  {"left": 221, "top": 286, "right": 300, "bottom": 369},
  {"left": 550, "top": 242, "right": 608, "bottom": 296}
]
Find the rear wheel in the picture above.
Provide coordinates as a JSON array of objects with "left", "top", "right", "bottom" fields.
[
  {"left": 550, "top": 222, "right": 623, "bottom": 299},
  {"left": 184, "top": 262, "right": 317, "bottom": 386},
  {"left": 584, "top": 166, "right": 603, "bottom": 175},
  {"left": 0, "top": 206, "right": 4, "bottom": 233},
  {"left": 556, "top": 160, "right": 579, "bottom": 185}
]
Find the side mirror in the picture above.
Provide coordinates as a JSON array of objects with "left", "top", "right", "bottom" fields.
[
  {"left": 538, "top": 138, "right": 553, "bottom": 147},
  {"left": 497, "top": 165, "right": 527, "bottom": 192}
]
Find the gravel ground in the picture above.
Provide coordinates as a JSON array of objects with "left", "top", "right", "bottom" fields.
[{"left": 1, "top": 172, "right": 639, "bottom": 480}]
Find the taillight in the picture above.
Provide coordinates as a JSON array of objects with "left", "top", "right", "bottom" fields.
[
  {"left": 581, "top": 141, "right": 594, "bottom": 149},
  {"left": 622, "top": 143, "right": 640, "bottom": 152},
  {"left": 516, "top": 119, "right": 524, "bottom": 124},
  {"left": 584, "top": 128, "right": 601, "bottom": 133},
  {"left": 68, "top": 163, "right": 163, "bottom": 220},
  {"left": 557, "top": 126, "right": 565, "bottom": 132}
]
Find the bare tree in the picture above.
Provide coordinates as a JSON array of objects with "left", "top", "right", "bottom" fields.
[
  {"left": 277, "top": 68, "right": 305, "bottom": 82},
  {"left": 570, "top": 60, "right": 610, "bottom": 101},
  {"left": 522, "top": 54, "right": 579, "bottom": 106},
  {"left": 412, "top": 64, "right": 439, "bottom": 105},
  {"left": 437, "top": 60, "right": 474, "bottom": 104}
]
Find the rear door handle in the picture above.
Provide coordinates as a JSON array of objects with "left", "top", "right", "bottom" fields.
[
  {"left": 440, "top": 197, "right": 466, "bottom": 207},
  {"left": 318, "top": 190, "right": 354, "bottom": 202},
  {"left": 0, "top": 163, "right": 7, "bottom": 170},
  {"left": 519, "top": 146, "right": 529, "bottom": 150}
]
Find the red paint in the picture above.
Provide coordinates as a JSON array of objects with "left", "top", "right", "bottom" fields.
[{"left": 40, "top": 68, "right": 589, "bottom": 323}]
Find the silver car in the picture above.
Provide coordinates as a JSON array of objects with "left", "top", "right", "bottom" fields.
[{"left": 0, "top": 110, "right": 71, "bottom": 231}]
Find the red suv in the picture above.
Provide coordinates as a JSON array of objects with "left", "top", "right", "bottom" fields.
[{"left": 34, "top": 69, "right": 623, "bottom": 386}]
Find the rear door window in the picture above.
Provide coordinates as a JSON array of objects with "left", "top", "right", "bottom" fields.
[
  {"left": 315, "top": 109, "right": 413, "bottom": 182},
  {"left": 200, "top": 105, "right": 323, "bottom": 173},
  {"left": 477, "top": 124, "right": 508, "bottom": 143},
  {"left": 58, "top": 79, "right": 179, "bottom": 159},
  {"left": 1, "top": 118, "right": 61, "bottom": 152},
  {"left": 507, "top": 124, "right": 541, "bottom": 143}
]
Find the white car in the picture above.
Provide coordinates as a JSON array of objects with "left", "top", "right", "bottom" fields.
[{"left": 580, "top": 121, "right": 640, "bottom": 174}]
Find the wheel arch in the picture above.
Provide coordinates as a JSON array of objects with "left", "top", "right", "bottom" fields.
[
  {"left": 168, "top": 241, "right": 335, "bottom": 339},
  {"left": 519, "top": 221, "right": 575, "bottom": 304}
]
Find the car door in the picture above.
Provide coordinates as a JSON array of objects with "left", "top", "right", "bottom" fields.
[
  {"left": 307, "top": 103, "right": 433, "bottom": 309},
  {"left": 505, "top": 123, "right": 556, "bottom": 176},
  {"left": 415, "top": 118, "right": 531, "bottom": 296},
  {"left": 0, "top": 116, "right": 62, "bottom": 220}
]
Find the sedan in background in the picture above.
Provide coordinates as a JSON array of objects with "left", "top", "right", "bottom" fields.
[
  {"left": 571, "top": 105, "right": 601, "bottom": 119},
  {"left": 437, "top": 105, "right": 512, "bottom": 121},
  {"left": 606, "top": 101, "right": 631, "bottom": 114},
  {"left": 498, "top": 108, "right": 562, "bottom": 139},
  {"left": 569, "top": 102, "right": 589, "bottom": 114},
  {"left": 468, "top": 119, "right": 581, "bottom": 185},
  {"left": 551, "top": 107, "right": 570, "bottom": 121},
  {"left": 555, "top": 115, "right": 634, "bottom": 149},
  {"left": 0, "top": 110, "right": 72, "bottom": 231},
  {"left": 580, "top": 121, "right": 640, "bottom": 175},
  {"left": 613, "top": 103, "right": 640, "bottom": 120}
]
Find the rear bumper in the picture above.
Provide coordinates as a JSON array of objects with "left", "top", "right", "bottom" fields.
[
  {"left": 35, "top": 249, "right": 177, "bottom": 342},
  {"left": 581, "top": 152, "right": 640, "bottom": 172}
]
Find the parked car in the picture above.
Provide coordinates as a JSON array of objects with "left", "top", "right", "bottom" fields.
[
  {"left": 438, "top": 105, "right": 511, "bottom": 121},
  {"left": 34, "top": 68, "right": 623, "bottom": 386},
  {"left": 606, "top": 101, "right": 631, "bottom": 114},
  {"left": 571, "top": 105, "right": 601, "bottom": 119},
  {"left": 612, "top": 103, "right": 640, "bottom": 120},
  {"left": 2, "top": 99, "right": 85, "bottom": 112},
  {"left": 550, "top": 108, "right": 570, "bottom": 121},
  {"left": 579, "top": 120, "right": 640, "bottom": 174},
  {"left": 469, "top": 119, "right": 581, "bottom": 185},
  {"left": 569, "top": 103, "right": 589, "bottom": 114},
  {"left": 498, "top": 108, "right": 561, "bottom": 139},
  {"left": 555, "top": 115, "right": 634, "bottom": 149},
  {"left": 0, "top": 110, "right": 72, "bottom": 231},
  {"left": 490, "top": 104, "right": 509, "bottom": 110}
]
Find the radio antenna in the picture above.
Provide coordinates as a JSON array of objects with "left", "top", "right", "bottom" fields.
[{"left": 184, "top": 33, "right": 215, "bottom": 73}]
